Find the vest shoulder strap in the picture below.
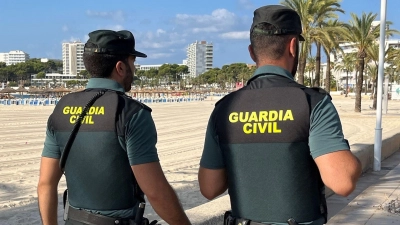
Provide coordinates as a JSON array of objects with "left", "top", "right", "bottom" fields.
[{"left": 115, "top": 92, "right": 152, "bottom": 137}]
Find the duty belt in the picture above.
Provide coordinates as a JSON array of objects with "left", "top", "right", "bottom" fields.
[
  {"left": 67, "top": 206, "right": 134, "bottom": 225},
  {"left": 224, "top": 211, "right": 299, "bottom": 225},
  {"left": 224, "top": 211, "right": 271, "bottom": 225}
]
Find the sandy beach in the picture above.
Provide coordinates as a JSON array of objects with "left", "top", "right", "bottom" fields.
[{"left": 0, "top": 95, "right": 400, "bottom": 225}]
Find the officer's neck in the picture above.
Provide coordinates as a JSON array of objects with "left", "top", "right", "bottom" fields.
[{"left": 256, "top": 58, "right": 292, "bottom": 72}]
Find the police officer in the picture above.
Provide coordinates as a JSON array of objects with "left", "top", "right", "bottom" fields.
[
  {"left": 198, "top": 5, "right": 362, "bottom": 225},
  {"left": 37, "top": 30, "right": 191, "bottom": 225}
]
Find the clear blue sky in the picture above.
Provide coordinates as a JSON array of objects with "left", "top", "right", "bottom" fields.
[{"left": 1, "top": 0, "right": 399, "bottom": 67}]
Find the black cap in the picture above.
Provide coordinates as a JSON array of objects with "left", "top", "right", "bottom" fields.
[
  {"left": 250, "top": 5, "right": 304, "bottom": 41},
  {"left": 84, "top": 30, "right": 147, "bottom": 57}
]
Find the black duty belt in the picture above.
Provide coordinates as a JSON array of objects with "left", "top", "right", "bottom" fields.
[
  {"left": 224, "top": 211, "right": 299, "bottom": 225},
  {"left": 67, "top": 206, "right": 133, "bottom": 225},
  {"left": 224, "top": 211, "right": 271, "bottom": 225}
]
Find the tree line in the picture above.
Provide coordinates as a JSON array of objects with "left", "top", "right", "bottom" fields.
[
  {"left": 0, "top": 59, "right": 62, "bottom": 86},
  {"left": 134, "top": 63, "right": 256, "bottom": 90}
]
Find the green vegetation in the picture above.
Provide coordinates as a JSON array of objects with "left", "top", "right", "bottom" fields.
[
  {"left": 282, "top": 0, "right": 400, "bottom": 112},
  {"left": 0, "top": 59, "right": 62, "bottom": 86}
]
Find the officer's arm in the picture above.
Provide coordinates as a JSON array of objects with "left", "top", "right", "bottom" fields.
[
  {"left": 314, "top": 150, "right": 361, "bottom": 196},
  {"left": 127, "top": 109, "right": 190, "bottom": 225},
  {"left": 198, "top": 110, "right": 227, "bottom": 200},
  {"left": 198, "top": 167, "right": 228, "bottom": 200},
  {"left": 132, "top": 163, "right": 191, "bottom": 225},
  {"left": 38, "top": 157, "right": 63, "bottom": 225},
  {"left": 310, "top": 96, "right": 362, "bottom": 197}
]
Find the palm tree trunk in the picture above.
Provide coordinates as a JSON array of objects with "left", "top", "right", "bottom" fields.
[
  {"left": 311, "top": 71, "right": 314, "bottom": 86},
  {"left": 297, "top": 56, "right": 306, "bottom": 85},
  {"left": 324, "top": 53, "right": 331, "bottom": 93},
  {"left": 373, "top": 75, "right": 378, "bottom": 109},
  {"left": 314, "top": 43, "right": 321, "bottom": 87},
  {"left": 345, "top": 71, "right": 349, "bottom": 97},
  {"left": 355, "top": 57, "right": 364, "bottom": 112}
]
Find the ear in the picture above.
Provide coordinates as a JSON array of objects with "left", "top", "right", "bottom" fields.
[
  {"left": 289, "top": 37, "right": 297, "bottom": 58},
  {"left": 115, "top": 61, "right": 126, "bottom": 78},
  {"left": 248, "top": 44, "right": 257, "bottom": 62}
]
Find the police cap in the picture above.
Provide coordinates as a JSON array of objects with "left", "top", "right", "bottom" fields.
[
  {"left": 84, "top": 30, "right": 147, "bottom": 58},
  {"left": 250, "top": 5, "right": 305, "bottom": 41}
]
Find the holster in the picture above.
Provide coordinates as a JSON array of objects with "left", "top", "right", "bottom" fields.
[
  {"left": 224, "top": 211, "right": 234, "bottom": 225},
  {"left": 63, "top": 189, "right": 69, "bottom": 221},
  {"left": 224, "top": 211, "right": 266, "bottom": 225}
]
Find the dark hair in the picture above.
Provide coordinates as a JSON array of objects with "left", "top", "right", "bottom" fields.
[
  {"left": 83, "top": 42, "right": 129, "bottom": 78},
  {"left": 250, "top": 23, "right": 294, "bottom": 61}
]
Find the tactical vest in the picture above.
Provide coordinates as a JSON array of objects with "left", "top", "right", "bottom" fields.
[
  {"left": 48, "top": 88, "right": 151, "bottom": 211},
  {"left": 214, "top": 74, "right": 328, "bottom": 223}
]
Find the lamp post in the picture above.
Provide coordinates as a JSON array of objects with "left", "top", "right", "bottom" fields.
[{"left": 374, "top": 0, "right": 387, "bottom": 172}]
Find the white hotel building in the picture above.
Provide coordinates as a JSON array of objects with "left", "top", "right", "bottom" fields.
[
  {"left": 323, "top": 39, "right": 400, "bottom": 90},
  {"left": 62, "top": 41, "right": 85, "bottom": 75},
  {"left": 0, "top": 50, "right": 30, "bottom": 65},
  {"left": 30, "top": 73, "right": 87, "bottom": 87},
  {"left": 186, "top": 41, "right": 213, "bottom": 77}
]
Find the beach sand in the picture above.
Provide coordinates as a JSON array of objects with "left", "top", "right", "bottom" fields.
[{"left": 0, "top": 95, "right": 400, "bottom": 225}]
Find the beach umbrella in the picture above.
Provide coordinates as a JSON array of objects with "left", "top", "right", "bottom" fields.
[
  {"left": 15, "top": 86, "right": 28, "bottom": 93},
  {"left": 0, "top": 87, "right": 17, "bottom": 94},
  {"left": 71, "top": 87, "right": 85, "bottom": 93},
  {"left": 54, "top": 86, "right": 71, "bottom": 93},
  {"left": 28, "top": 87, "right": 44, "bottom": 97},
  {"left": 53, "top": 86, "right": 71, "bottom": 98},
  {"left": 0, "top": 87, "right": 17, "bottom": 98},
  {"left": 14, "top": 86, "right": 28, "bottom": 99}
]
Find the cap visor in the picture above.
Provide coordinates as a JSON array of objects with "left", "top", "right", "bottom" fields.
[
  {"left": 299, "top": 35, "right": 305, "bottom": 41},
  {"left": 132, "top": 50, "right": 147, "bottom": 58}
]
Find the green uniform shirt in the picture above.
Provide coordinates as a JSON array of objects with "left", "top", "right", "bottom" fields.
[
  {"left": 42, "top": 78, "right": 159, "bottom": 218},
  {"left": 200, "top": 65, "right": 349, "bottom": 225}
]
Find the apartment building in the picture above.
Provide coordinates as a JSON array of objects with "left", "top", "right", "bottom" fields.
[
  {"left": 0, "top": 50, "right": 30, "bottom": 65},
  {"left": 62, "top": 41, "right": 85, "bottom": 75},
  {"left": 186, "top": 41, "right": 213, "bottom": 77}
]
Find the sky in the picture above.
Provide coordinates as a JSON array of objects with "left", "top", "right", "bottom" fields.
[{"left": 1, "top": 0, "right": 400, "bottom": 67}]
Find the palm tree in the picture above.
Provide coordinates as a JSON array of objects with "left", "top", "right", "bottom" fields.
[
  {"left": 342, "top": 12, "right": 381, "bottom": 112},
  {"left": 311, "top": 0, "right": 344, "bottom": 88},
  {"left": 281, "top": 0, "right": 312, "bottom": 84},
  {"left": 320, "top": 19, "right": 347, "bottom": 92},
  {"left": 281, "top": 0, "right": 344, "bottom": 86},
  {"left": 366, "top": 43, "right": 397, "bottom": 109},
  {"left": 335, "top": 53, "right": 356, "bottom": 97}
]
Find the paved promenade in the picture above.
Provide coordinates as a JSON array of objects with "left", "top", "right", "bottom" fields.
[
  {"left": 0, "top": 95, "right": 399, "bottom": 224},
  {"left": 327, "top": 150, "right": 400, "bottom": 225}
]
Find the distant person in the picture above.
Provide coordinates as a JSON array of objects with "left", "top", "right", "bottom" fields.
[
  {"left": 198, "top": 5, "right": 362, "bottom": 225},
  {"left": 37, "top": 29, "right": 191, "bottom": 225}
]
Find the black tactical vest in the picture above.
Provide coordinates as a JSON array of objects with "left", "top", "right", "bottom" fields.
[
  {"left": 48, "top": 88, "right": 151, "bottom": 211},
  {"left": 213, "top": 74, "right": 328, "bottom": 223}
]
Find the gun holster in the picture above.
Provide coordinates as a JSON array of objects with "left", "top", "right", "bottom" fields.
[
  {"left": 224, "top": 211, "right": 234, "bottom": 225},
  {"left": 138, "top": 218, "right": 159, "bottom": 225},
  {"left": 63, "top": 189, "right": 69, "bottom": 221}
]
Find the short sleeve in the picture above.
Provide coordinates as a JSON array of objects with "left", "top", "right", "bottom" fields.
[
  {"left": 309, "top": 95, "right": 350, "bottom": 159},
  {"left": 200, "top": 110, "right": 225, "bottom": 169},
  {"left": 42, "top": 122, "right": 61, "bottom": 159},
  {"left": 126, "top": 109, "right": 159, "bottom": 165}
]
